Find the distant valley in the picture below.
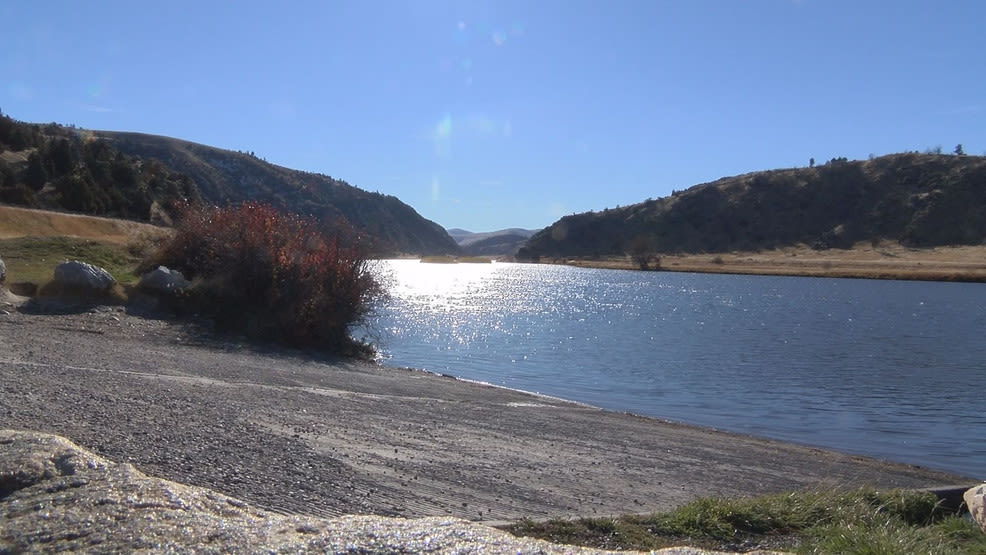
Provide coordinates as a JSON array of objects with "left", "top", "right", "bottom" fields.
[
  {"left": 4, "top": 111, "right": 986, "bottom": 268},
  {"left": 447, "top": 228, "right": 538, "bottom": 257}
]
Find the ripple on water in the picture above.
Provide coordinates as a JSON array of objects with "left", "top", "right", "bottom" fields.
[{"left": 360, "top": 260, "right": 986, "bottom": 479}]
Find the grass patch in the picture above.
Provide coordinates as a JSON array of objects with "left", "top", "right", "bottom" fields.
[
  {"left": 418, "top": 255, "right": 493, "bottom": 264},
  {"left": 502, "top": 488, "right": 986, "bottom": 554},
  {"left": 419, "top": 255, "right": 458, "bottom": 264},
  {"left": 0, "top": 236, "right": 143, "bottom": 285}
]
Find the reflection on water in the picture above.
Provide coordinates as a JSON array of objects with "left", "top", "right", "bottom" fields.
[{"left": 361, "top": 259, "right": 986, "bottom": 479}]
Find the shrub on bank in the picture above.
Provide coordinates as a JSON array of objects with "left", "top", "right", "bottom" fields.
[{"left": 145, "top": 201, "right": 380, "bottom": 355}]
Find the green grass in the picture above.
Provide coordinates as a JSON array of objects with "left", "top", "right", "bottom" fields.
[
  {"left": 502, "top": 488, "right": 986, "bottom": 554},
  {"left": 0, "top": 236, "right": 143, "bottom": 285}
]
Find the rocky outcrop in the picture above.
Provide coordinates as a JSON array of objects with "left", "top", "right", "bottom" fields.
[
  {"left": 139, "top": 265, "right": 190, "bottom": 293},
  {"left": 1, "top": 430, "right": 755, "bottom": 554},
  {"left": 53, "top": 260, "right": 116, "bottom": 291},
  {"left": 966, "top": 484, "right": 986, "bottom": 533}
]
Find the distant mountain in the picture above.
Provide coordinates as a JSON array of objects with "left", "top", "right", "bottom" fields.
[
  {"left": 447, "top": 227, "right": 538, "bottom": 257},
  {"left": 0, "top": 112, "right": 458, "bottom": 256},
  {"left": 445, "top": 228, "right": 477, "bottom": 243},
  {"left": 520, "top": 153, "right": 986, "bottom": 260}
]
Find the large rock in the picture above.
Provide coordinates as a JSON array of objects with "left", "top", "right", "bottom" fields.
[
  {"left": 52, "top": 260, "right": 115, "bottom": 291},
  {"left": 0, "top": 429, "right": 755, "bottom": 554},
  {"left": 0, "top": 254, "right": 5, "bottom": 283},
  {"left": 966, "top": 484, "right": 986, "bottom": 533},
  {"left": 139, "top": 265, "right": 190, "bottom": 293}
]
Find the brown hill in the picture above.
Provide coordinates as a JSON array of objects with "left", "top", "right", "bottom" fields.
[
  {"left": 520, "top": 153, "right": 986, "bottom": 260},
  {"left": 94, "top": 131, "right": 457, "bottom": 255},
  {"left": 0, "top": 112, "right": 458, "bottom": 256}
]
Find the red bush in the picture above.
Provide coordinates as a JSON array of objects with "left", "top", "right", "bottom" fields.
[{"left": 148, "top": 201, "right": 380, "bottom": 354}]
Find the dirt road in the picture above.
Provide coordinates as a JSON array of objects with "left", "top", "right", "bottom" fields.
[{"left": 0, "top": 305, "right": 970, "bottom": 524}]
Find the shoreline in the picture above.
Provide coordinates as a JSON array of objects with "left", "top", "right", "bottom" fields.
[
  {"left": 538, "top": 242, "right": 986, "bottom": 283},
  {"left": 0, "top": 308, "right": 975, "bottom": 525},
  {"left": 405, "top": 365, "right": 977, "bottom": 481}
]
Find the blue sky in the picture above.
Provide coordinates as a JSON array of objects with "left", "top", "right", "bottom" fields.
[{"left": 2, "top": 1, "right": 984, "bottom": 231}]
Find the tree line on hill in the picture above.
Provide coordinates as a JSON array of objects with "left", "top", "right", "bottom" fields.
[
  {"left": 0, "top": 110, "right": 199, "bottom": 222},
  {"left": 0, "top": 110, "right": 457, "bottom": 255},
  {"left": 519, "top": 153, "right": 986, "bottom": 263}
]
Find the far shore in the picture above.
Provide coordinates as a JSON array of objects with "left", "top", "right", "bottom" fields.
[{"left": 537, "top": 241, "right": 986, "bottom": 283}]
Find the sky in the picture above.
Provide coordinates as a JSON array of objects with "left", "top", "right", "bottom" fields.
[{"left": 2, "top": 1, "right": 984, "bottom": 232}]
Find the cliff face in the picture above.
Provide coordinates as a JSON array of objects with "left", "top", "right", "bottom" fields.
[{"left": 521, "top": 154, "right": 986, "bottom": 259}]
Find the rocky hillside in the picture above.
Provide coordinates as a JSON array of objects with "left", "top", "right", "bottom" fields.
[
  {"left": 0, "top": 112, "right": 458, "bottom": 255},
  {"left": 520, "top": 153, "right": 986, "bottom": 260}
]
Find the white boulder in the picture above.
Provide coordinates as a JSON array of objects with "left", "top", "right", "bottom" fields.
[
  {"left": 53, "top": 260, "right": 116, "bottom": 291},
  {"left": 965, "top": 483, "right": 986, "bottom": 534},
  {"left": 139, "top": 266, "right": 190, "bottom": 293}
]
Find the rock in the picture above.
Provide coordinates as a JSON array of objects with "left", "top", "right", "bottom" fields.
[
  {"left": 0, "top": 254, "right": 5, "bottom": 283},
  {"left": 52, "top": 260, "right": 116, "bottom": 291},
  {"left": 965, "top": 483, "right": 986, "bottom": 533},
  {"left": 0, "top": 429, "right": 758, "bottom": 554},
  {"left": 139, "top": 265, "right": 190, "bottom": 293}
]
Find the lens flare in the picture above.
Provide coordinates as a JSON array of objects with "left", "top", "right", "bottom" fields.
[
  {"left": 431, "top": 177, "right": 441, "bottom": 201},
  {"left": 435, "top": 114, "right": 452, "bottom": 138},
  {"left": 433, "top": 114, "right": 452, "bottom": 157}
]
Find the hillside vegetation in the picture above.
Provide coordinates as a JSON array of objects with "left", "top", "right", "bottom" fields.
[
  {"left": 520, "top": 154, "right": 986, "bottom": 261},
  {"left": 96, "top": 131, "right": 457, "bottom": 255},
  {"left": 0, "top": 111, "right": 457, "bottom": 256}
]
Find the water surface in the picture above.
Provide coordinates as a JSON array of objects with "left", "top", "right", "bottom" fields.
[{"left": 362, "top": 260, "right": 985, "bottom": 479}]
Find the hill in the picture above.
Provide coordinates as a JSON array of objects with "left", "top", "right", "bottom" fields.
[
  {"left": 520, "top": 153, "right": 986, "bottom": 261},
  {"left": 95, "top": 131, "right": 457, "bottom": 255},
  {"left": 447, "top": 227, "right": 538, "bottom": 257},
  {"left": 0, "top": 112, "right": 458, "bottom": 256}
]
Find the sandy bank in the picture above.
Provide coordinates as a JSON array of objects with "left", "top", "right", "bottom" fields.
[
  {"left": 0, "top": 308, "right": 971, "bottom": 525},
  {"left": 555, "top": 242, "right": 986, "bottom": 282}
]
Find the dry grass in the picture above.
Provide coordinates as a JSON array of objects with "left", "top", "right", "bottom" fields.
[
  {"left": 419, "top": 255, "right": 494, "bottom": 264},
  {"left": 557, "top": 241, "right": 986, "bottom": 282},
  {"left": 0, "top": 204, "right": 170, "bottom": 244}
]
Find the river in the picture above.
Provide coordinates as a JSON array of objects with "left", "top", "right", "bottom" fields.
[{"left": 362, "top": 259, "right": 985, "bottom": 479}]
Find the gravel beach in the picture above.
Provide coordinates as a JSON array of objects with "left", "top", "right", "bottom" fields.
[{"left": 0, "top": 303, "right": 971, "bottom": 525}]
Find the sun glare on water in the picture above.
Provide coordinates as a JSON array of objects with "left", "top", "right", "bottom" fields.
[{"left": 372, "top": 259, "right": 504, "bottom": 312}]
